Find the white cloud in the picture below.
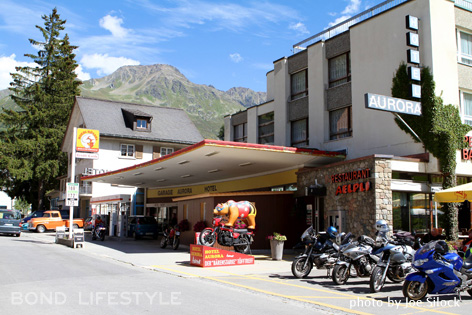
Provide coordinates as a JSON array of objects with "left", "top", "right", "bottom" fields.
[
  {"left": 75, "top": 64, "right": 91, "bottom": 81},
  {"left": 0, "top": 54, "right": 36, "bottom": 90},
  {"left": 342, "top": 0, "right": 362, "bottom": 15},
  {"left": 328, "top": 15, "right": 352, "bottom": 27},
  {"left": 80, "top": 53, "right": 140, "bottom": 76},
  {"left": 229, "top": 53, "right": 243, "bottom": 63},
  {"left": 289, "top": 22, "right": 309, "bottom": 36},
  {"left": 99, "top": 15, "right": 129, "bottom": 38}
]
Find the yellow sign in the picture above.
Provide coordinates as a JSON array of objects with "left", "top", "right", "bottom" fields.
[
  {"left": 76, "top": 128, "right": 100, "bottom": 152},
  {"left": 147, "top": 169, "right": 297, "bottom": 199}
]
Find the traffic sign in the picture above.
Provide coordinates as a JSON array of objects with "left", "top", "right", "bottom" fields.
[{"left": 66, "top": 183, "right": 79, "bottom": 207}]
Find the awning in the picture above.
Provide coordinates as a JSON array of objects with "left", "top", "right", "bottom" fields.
[
  {"left": 434, "top": 182, "right": 472, "bottom": 203},
  {"left": 82, "top": 140, "right": 345, "bottom": 189}
]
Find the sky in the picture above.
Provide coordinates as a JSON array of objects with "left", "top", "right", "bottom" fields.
[{"left": 0, "top": 0, "right": 386, "bottom": 93}]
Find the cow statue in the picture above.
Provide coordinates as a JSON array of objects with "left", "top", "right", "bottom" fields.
[{"left": 214, "top": 200, "right": 257, "bottom": 229}]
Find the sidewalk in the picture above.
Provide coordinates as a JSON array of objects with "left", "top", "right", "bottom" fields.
[{"left": 32, "top": 232, "right": 297, "bottom": 278}]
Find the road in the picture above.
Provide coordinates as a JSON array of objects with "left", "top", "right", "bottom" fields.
[{"left": 1, "top": 231, "right": 472, "bottom": 315}]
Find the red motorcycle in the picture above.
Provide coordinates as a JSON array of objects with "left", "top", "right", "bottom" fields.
[
  {"left": 160, "top": 224, "right": 180, "bottom": 250},
  {"left": 199, "top": 216, "right": 254, "bottom": 254}
]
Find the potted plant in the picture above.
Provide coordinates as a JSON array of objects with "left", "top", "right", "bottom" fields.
[{"left": 267, "top": 232, "right": 287, "bottom": 260}]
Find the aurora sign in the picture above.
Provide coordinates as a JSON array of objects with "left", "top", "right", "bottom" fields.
[{"left": 365, "top": 93, "right": 422, "bottom": 116}]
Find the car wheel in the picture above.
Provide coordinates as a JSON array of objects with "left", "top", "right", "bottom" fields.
[
  {"left": 134, "top": 232, "right": 141, "bottom": 240},
  {"left": 73, "top": 224, "right": 79, "bottom": 229},
  {"left": 36, "top": 225, "right": 46, "bottom": 233},
  {"left": 15, "top": 233, "right": 21, "bottom": 237}
]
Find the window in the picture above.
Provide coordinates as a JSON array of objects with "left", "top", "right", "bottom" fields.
[
  {"left": 233, "top": 123, "right": 247, "bottom": 142},
  {"left": 160, "top": 147, "right": 174, "bottom": 156},
  {"left": 329, "top": 52, "right": 351, "bottom": 88},
  {"left": 458, "top": 30, "right": 472, "bottom": 66},
  {"left": 291, "top": 118, "right": 308, "bottom": 147},
  {"left": 121, "top": 144, "right": 135, "bottom": 157},
  {"left": 291, "top": 69, "right": 308, "bottom": 100},
  {"left": 137, "top": 119, "right": 147, "bottom": 129},
  {"left": 258, "top": 112, "right": 274, "bottom": 144},
  {"left": 329, "top": 107, "right": 352, "bottom": 140},
  {"left": 461, "top": 91, "right": 472, "bottom": 126}
]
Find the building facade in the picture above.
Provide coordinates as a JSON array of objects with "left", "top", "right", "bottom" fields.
[
  {"left": 61, "top": 97, "right": 203, "bottom": 235},
  {"left": 225, "top": 0, "right": 472, "bottom": 236}
]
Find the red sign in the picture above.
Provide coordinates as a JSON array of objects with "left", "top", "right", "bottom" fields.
[
  {"left": 190, "top": 245, "right": 255, "bottom": 268},
  {"left": 462, "top": 136, "right": 472, "bottom": 160}
]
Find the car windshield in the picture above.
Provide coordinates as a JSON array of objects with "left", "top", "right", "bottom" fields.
[
  {"left": 138, "top": 217, "right": 157, "bottom": 224},
  {"left": 0, "top": 211, "right": 21, "bottom": 220}
]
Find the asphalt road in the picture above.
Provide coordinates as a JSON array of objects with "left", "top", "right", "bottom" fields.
[{"left": 2, "top": 231, "right": 472, "bottom": 315}]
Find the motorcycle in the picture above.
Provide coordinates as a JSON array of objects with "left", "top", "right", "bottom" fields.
[
  {"left": 369, "top": 234, "right": 415, "bottom": 292},
  {"left": 199, "top": 216, "right": 254, "bottom": 254},
  {"left": 332, "top": 235, "right": 379, "bottom": 285},
  {"left": 160, "top": 224, "right": 180, "bottom": 250},
  {"left": 291, "top": 226, "right": 354, "bottom": 278},
  {"left": 403, "top": 240, "right": 472, "bottom": 300},
  {"left": 91, "top": 223, "right": 106, "bottom": 241}
]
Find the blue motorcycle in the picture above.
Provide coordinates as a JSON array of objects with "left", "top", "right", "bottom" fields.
[{"left": 403, "top": 240, "right": 472, "bottom": 300}]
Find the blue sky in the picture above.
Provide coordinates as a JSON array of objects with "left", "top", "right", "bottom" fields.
[{"left": 0, "top": 0, "right": 385, "bottom": 92}]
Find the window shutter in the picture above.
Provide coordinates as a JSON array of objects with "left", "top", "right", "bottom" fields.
[
  {"left": 153, "top": 146, "right": 160, "bottom": 159},
  {"left": 135, "top": 145, "right": 143, "bottom": 159}
]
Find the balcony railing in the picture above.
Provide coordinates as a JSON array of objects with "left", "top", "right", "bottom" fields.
[{"left": 456, "top": 0, "right": 472, "bottom": 12}]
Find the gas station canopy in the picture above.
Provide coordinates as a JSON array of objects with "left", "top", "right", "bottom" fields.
[{"left": 82, "top": 140, "right": 345, "bottom": 189}]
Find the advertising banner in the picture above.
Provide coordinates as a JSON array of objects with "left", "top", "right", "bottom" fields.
[
  {"left": 76, "top": 128, "right": 100, "bottom": 152},
  {"left": 190, "top": 245, "right": 254, "bottom": 268}
]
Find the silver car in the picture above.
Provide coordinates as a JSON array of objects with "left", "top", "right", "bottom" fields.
[{"left": 0, "top": 209, "right": 21, "bottom": 237}]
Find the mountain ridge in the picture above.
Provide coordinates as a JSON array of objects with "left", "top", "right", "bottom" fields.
[{"left": 0, "top": 64, "right": 266, "bottom": 139}]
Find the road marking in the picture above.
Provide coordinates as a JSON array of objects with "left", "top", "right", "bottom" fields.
[{"left": 150, "top": 265, "right": 462, "bottom": 315}]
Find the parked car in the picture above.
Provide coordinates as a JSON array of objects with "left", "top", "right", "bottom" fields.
[
  {"left": 29, "top": 210, "right": 84, "bottom": 233},
  {"left": 0, "top": 209, "right": 21, "bottom": 237},
  {"left": 127, "top": 216, "right": 159, "bottom": 240}
]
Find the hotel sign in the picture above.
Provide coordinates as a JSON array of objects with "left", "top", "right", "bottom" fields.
[{"left": 365, "top": 93, "right": 422, "bottom": 116}]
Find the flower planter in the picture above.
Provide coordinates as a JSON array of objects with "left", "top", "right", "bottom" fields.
[{"left": 270, "top": 239, "right": 284, "bottom": 260}]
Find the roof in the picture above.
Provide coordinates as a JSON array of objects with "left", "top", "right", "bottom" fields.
[
  {"left": 74, "top": 97, "right": 203, "bottom": 144},
  {"left": 82, "top": 140, "right": 346, "bottom": 189}
]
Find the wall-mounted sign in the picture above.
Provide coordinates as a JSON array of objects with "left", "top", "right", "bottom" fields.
[
  {"left": 365, "top": 93, "right": 422, "bottom": 116},
  {"left": 406, "top": 15, "right": 418, "bottom": 30},
  {"left": 462, "top": 136, "right": 472, "bottom": 160},
  {"left": 76, "top": 128, "right": 100, "bottom": 152},
  {"left": 331, "top": 168, "right": 371, "bottom": 196}
]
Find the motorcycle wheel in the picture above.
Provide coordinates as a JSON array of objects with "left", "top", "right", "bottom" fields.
[
  {"left": 160, "top": 237, "right": 168, "bottom": 248},
  {"left": 369, "top": 266, "right": 385, "bottom": 293},
  {"left": 172, "top": 237, "right": 180, "bottom": 250},
  {"left": 402, "top": 280, "right": 428, "bottom": 301},
  {"left": 468, "top": 289, "right": 472, "bottom": 297},
  {"left": 92, "top": 232, "right": 97, "bottom": 240},
  {"left": 291, "top": 257, "right": 313, "bottom": 278},
  {"left": 234, "top": 235, "right": 250, "bottom": 254},
  {"left": 199, "top": 228, "right": 216, "bottom": 247},
  {"left": 100, "top": 231, "right": 105, "bottom": 241},
  {"left": 332, "top": 264, "right": 350, "bottom": 285}
]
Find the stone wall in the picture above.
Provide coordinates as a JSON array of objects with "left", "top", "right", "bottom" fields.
[{"left": 297, "top": 155, "right": 392, "bottom": 238}]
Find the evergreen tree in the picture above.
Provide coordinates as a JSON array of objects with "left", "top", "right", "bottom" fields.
[
  {"left": 392, "top": 63, "right": 471, "bottom": 240},
  {"left": 0, "top": 8, "right": 81, "bottom": 211}
]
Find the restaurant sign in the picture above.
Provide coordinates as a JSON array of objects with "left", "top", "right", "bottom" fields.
[{"left": 332, "top": 168, "right": 371, "bottom": 196}]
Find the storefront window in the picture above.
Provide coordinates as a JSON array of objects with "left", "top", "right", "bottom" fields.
[{"left": 393, "top": 192, "right": 433, "bottom": 233}]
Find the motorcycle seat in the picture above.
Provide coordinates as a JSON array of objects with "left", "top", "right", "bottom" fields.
[{"left": 234, "top": 228, "right": 248, "bottom": 233}]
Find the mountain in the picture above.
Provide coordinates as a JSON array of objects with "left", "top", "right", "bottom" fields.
[
  {"left": 0, "top": 64, "right": 266, "bottom": 139},
  {"left": 79, "top": 64, "right": 266, "bottom": 139}
]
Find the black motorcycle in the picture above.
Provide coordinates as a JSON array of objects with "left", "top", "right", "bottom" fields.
[
  {"left": 91, "top": 223, "right": 106, "bottom": 241},
  {"left": 291, "top": 226, "right": 354, "bottom": 278},
  {"left": 160, "top": 224, "right": 180, "bottom": 250}
]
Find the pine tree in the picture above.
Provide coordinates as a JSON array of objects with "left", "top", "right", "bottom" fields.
[
  {"left": 0, "top": 8, "right": 81, "bottom": 211},
  {"left": 392, "top": 63, "right": 471, "bottom": 240}
]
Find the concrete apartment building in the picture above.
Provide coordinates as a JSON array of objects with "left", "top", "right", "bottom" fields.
[{"left": 224, "top": 0, "right": 472, "bottom": 236}]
